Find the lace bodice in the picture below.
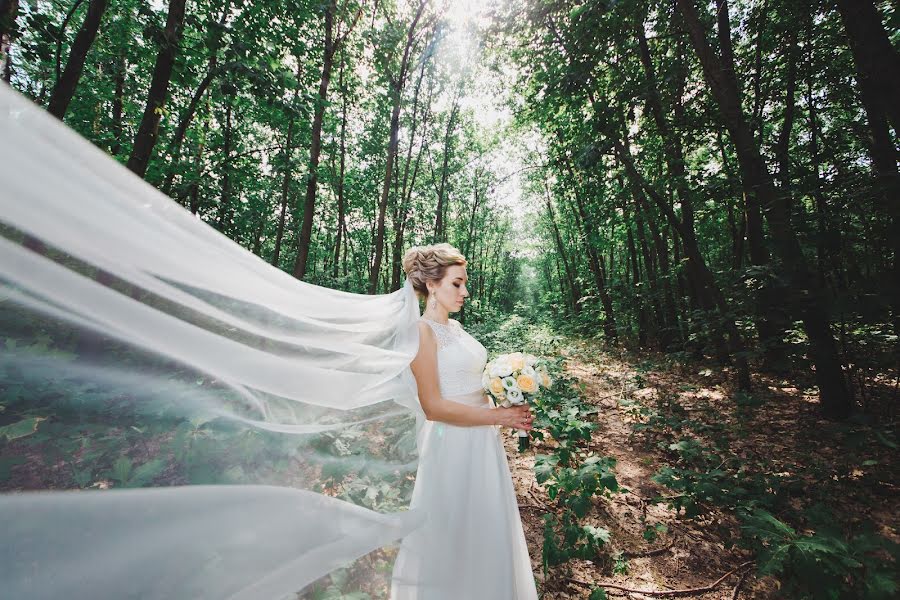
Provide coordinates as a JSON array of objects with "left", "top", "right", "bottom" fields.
[{"left": 419, "top": 317, "right": 488, "bottom": 398}]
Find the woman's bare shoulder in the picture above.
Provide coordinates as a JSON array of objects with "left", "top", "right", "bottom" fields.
[{"left": 416, "top": 319, "right": 437, "bottom": 341}]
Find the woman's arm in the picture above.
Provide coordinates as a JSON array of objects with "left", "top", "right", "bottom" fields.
[{"left": 411, "top": 322, "right": 532, "bottom": 429}]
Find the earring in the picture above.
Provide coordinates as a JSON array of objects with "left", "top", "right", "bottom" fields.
[{"left": 430, "top": 293, "right": 437, "bottom": 310}]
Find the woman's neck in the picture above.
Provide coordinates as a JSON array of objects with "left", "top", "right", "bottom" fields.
[{"left": 422, "top": 307, "right": 450, "bottom": 324}]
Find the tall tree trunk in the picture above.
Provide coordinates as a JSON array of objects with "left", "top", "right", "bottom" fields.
[
  {"left": 127, "top": 0, "right": 188, "bottom": 179},
  {"left": 332, "top": 49, "right": 348, "bottom": 278},
  {"left": 110, "top": 48, "right": 125, "bottom": 156},
  {"left": 294, "top": 0, "right": 362, "bottom": 280},
  {"left": 748, "top": 0, "right": 769, "bottom": 143},
  {"left": 633, "top": 189, "right": 664, "bottom": 348},
  {"left": 47, "top": 0, "right": 108, "bottom": 120},
  {"left": 161, "top": 0, "right": 230, "bottom": 195},
  {"left": 272, "top": 60, "right": 303, "bottom": 268},
  {"left": 834, "top": 0, "right": 900, "bottom": 136},
  {"left": 368, "top": 0, "right": 427, "bottom": 294},
  {"left": 805, "top": 36, "right": 843, "bottom": 294},
  {"left": 433, "top": 92, "right": 460, "bottom": 242},
  {"left": 0, "top": 0, "right": 18, "bottom": 83},
  {"left": 294, "top": 0, "right": 336, "bottom": 279},
  {"left": 625, "top": 214, "right": 648, "bottom": 347},
  {"left": 560, "top": 155, "right": 618, "bottom": 341},
  {"left": 184, "top": 103, "right": 209, "bottom": 215},
  {"left": 630, "top": 18, "right": 737, "bottom": 364},
  {"left": 216, "top": 94, "right": 233, "bottom": 233},
  {"left": 833, "top": 0, "right": 900, "bottom": 342},
  {"left": 677, "top": 0, "right": 852, "bottom": 417},
  {"left": 616, "top": 138, "right": 748, "bottom": 385},
  {"left": 391, "top": 50, "right": 431, "bottom": 291},
  {"left": 545, "top": 186, "right": 581, "bottom": 315}
]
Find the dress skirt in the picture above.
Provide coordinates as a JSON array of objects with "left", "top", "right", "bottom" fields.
[{"left": 389, "top": 390, "right": 538, "bottom": 600}]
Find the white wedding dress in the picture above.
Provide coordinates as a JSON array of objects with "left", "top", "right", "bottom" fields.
[{"left": 390, "top": 317, "right": 539, "bottom": 600}]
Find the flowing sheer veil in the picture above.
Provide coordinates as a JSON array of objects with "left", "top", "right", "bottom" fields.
[{"left": 0, "top": 83, "right": 429, "bottom": 598}]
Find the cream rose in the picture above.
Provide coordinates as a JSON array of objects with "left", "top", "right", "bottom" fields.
[
  {"left": 517, "top": 373, "right": 539, "bottom": 394},
  {"left": 489, "top": 377, "right": 505, "bottom": 396}
]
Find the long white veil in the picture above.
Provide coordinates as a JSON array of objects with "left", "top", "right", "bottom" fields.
[{"left": 0, "top": 82, "right": 428, "bottom": 598}]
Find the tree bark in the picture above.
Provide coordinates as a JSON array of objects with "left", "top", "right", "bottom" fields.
[
  {"left": 433, "top": 91, "right": 460, "bottom": 242},
  {"left": 560, "top": 154, "right": 618, "bottom": 341},
  {"left": 545, "top": 185, "right": 581, "bottom": 315},
  {"left": 110, "top": 48, "right": 125, "bottom": 156},
  {"left": 833, "top": 0, "right": 900, "bottom": 342},
  {"left": 332, "top": 49, "right": 349, "bottom": 278},
  {"left": 215, "top": 93, "right": 233, "bottom": 233},
  {"left": 47, "top": 0, "right": 108, "bottom": 120},
  {"left": 127, "top": 0, "right": 188, "bottom": 179},
  {"left": 0, "top": 0, "right": 18, "bottom": 83},
  {"left": 271, "top": 60, "right": 303, "bottom": 268},
  {"left": 367, "top": 0, "right": 428, "bottom": 294},
  {"left": 677, "top": 0, "right": 852, "bottom": 417}
]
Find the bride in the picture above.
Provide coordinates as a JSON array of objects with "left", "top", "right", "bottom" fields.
[
  {"left": 391, "top": 243, "right": 539, "bottom": 600},
  {"left": 0, "top": 83, "right": 537, "bottom": 599}
]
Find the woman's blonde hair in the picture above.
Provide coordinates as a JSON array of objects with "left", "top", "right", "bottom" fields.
[{"left": 402, "top": 243, "right": 468, "bottom": 299}]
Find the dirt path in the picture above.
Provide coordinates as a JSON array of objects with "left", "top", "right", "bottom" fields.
[{"left": 505, "top": 345, "right": 777, "bottom": 600}]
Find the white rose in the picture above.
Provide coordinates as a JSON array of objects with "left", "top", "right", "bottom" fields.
[
  {"left": 491, "top": 359, "right": 514, "bottom": 378},
  {"left": 525, "top": 354, "right": 538, "bottom": 366},
  {"left": 501, "top": 376, "right": 518, "bottom": 391},
  {"left": 507, "top": 388, "right": 524, "bottom": 404},
  {"left": 521, "top": 365, "right": 536, "bottom": 378},
  {"left": 481, "top": 370, "right": 491, "bottom": 388}
]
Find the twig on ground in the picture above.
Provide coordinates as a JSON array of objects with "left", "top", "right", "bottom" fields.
[
  {"left": 731, "top": 567, "right": 751, "bottom": 600},
  {"left": 566, "top": 560, "right": 755, "bottom": 597},
  {"left": 622, "top": 540, "right": 675, "bottom": 558}
]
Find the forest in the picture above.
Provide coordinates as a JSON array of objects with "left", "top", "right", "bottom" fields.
[{"left": 0, "top": 0, "right": 897, "bottom": 598}]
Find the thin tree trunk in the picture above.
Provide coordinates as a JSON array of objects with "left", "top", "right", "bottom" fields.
[
  {"left": 294, "top": 0, "right": 362, "bottom": 280},
  {"left": 433, "top": 92, "right": 460, "bottom": 242},
  {"left": 110, "top": 48, "right": 125, "bottom": 156},
  {"left": 625, "top": 213, "right": 648, "bottom": 347},
  {"left": 561, "top": 155, "right": 618, "bottom": 341},
  {"left": 545, "top": 185, "right": 581, "bottom": 315},
  {"left": 368, "top": 0, "right": 428, "bottom": 294},
  {"left": 272, "top": 60, "right": 303, "bottom": 268},
  {"left": 332, "top": 48, "right": 348, "bottom": 278},
  {"left": 215, "top": 95, "right": 234, "bottom": 234}
]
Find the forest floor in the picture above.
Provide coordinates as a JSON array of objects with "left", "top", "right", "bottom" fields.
[{"left": 505, "top": 339, "right": 899, "bottom": 600}]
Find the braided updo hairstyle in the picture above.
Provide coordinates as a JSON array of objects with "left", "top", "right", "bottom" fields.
[{"left": 402, "top": 243, "right": 468, "bottom": 299}]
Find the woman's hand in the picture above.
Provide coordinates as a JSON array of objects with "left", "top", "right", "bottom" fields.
[{"left": 493, "top": 404, "right": 534, "bottom": 430}]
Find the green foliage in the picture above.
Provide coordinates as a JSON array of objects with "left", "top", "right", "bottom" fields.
[
  {"left": 529, "top": 352, "right": 620, "bottom": 574},
  {"left": 737, "top": 506, "right": 900, "bottom": 600}
]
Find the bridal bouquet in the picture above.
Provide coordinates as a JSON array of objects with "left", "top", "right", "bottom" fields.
[{"left": 481, "top": 352, "right": 552, "bottom": 451}]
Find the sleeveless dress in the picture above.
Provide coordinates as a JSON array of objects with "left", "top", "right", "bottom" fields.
[{"left": 389, "top": 317, "right": 539, "bottom": 600}]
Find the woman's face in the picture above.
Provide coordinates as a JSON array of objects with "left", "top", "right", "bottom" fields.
[{"left": 428, "top": 264, "right": 469, "bottom": 312}]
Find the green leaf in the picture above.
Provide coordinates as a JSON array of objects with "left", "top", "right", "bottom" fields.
[
  {"left": 589, "top": 588, "right": 607, "bottom": 600},
  {"left": 0, "top": 417, "right": 45, "bottom": 441},
  {"left": 111, "top": 456, "right": 133, "bottom": 484}
]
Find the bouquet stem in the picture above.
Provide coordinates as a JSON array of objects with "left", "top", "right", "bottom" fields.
[{"left": 517, "top": 429, "right": 530, "bottom": 451}]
